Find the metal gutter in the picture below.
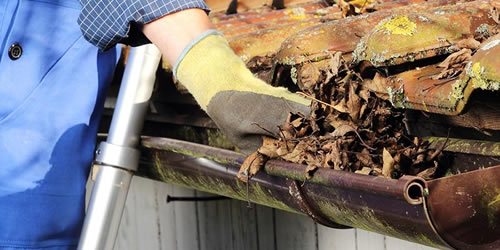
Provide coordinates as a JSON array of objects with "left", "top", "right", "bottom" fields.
[{"left": 137, "top": 136, "right": 500, "bottom": 249}]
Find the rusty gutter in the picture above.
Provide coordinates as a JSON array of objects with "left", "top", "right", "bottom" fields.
[{"left": 138, "top": 136, "right": 500, "bottom": 249}]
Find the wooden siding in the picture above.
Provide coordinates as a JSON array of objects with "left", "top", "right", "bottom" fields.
[{"left": 110, "top": 176, "right": 439, "bottom": 250}]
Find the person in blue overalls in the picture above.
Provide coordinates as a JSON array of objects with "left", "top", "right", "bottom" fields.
[{"left": 0, "top": 0, "right": 310, "bottom": 249}]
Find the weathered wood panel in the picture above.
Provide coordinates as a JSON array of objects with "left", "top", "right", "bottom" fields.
[
  {"left": 196, "top": 192, "right": 234, "bottom": 250},
  {"left": 385, "top": 236, "right": 439, "bottom": 250},
  {"left": 114, "top": 177, "right": 161, "bottom": 250},
  {"left": 318, "top": 226, "right": 356, "bottom": 250},
  {"left": 230, "top": 201, "right": 260, "bottom": 250},
  {"left": 169, "top": 186, "right": 200, "bottom": 250},
  {"left": 356, "top": 229, "right": 386, "bottom": 250},
  {"left": 274, "top": 210, "right": 318, "bottom": 250},
  {"left": 256, "top": 205, "right": 277, "bottom": 250}
]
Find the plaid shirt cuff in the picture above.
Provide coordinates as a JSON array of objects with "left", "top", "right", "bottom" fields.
[{"left": 78, "top": 0, "right": 210, "bottom": 50}]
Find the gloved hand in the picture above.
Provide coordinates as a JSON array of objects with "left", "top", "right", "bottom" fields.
[{"left": 174, "top": 30, "right": 311, "bottom": 154}]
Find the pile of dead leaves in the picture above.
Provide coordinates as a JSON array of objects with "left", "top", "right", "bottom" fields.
[
  {"left": 237, "top": 18, "right": 500, "bottom": 183},
  {"left": 238, "top": 53, "right": 446, "bottom": 182}
]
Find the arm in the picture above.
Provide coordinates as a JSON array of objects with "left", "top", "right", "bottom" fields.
[
  {"left": 142, "top": 9, "right": 213, "bottom": 65},
  {"left": 142, "top": 9, "right": 311, "bottom": 154},
  {"left": 78, "top": 0, "right": 210, "bottom": 50},
  {"left": 78, "top": 2, "right": 310, "bottom": 154}
]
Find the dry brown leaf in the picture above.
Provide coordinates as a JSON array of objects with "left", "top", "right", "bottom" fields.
[
  {"left": 247, "top": 54, "right": 274, "bottom": 72},
  {"left": 335, "top": 0, "right": 355, "bottom": 17},
  {"left": 305, "top": 164, "right": 319, "bottom": 179},
  {"left": 276, "top": 141, "right": 296, "bottom": 156},
  {"left": 382, "top": 148, "right": 395, "bottom": 178},
  {"left": 416, "top": 161, "right": 438, "bottom": 180},
  {"left": 332, "top": 101, "right": 348, "bottom": 113},
  {"left": 257, "top": 136, "right": 280, "bottom": 158},
  {"left": 336, "top": 0, "right": 374, "bottom": 16},
  {"left": 281, "top": 141, "right": 308, "bottom": 163},
  {"left": 326, "top": 113, "right": 357, "bottom": 129},
  {"left": 359, "top": 88, "right": 371, "bottom": 102},
  {"left": 436, "top": 49, "right": 471, "bottom": 69},
  {"left": 325, "top": 52, "right": 343, "bottom": 83},
  {"left": 347, "top": 83, "right": 362, "bottom": 122},
  {"left": 238, "top": 152, "right": 269, "bottom": 182},
  {"left": 356, "top": 148, "right": 375, "bottom": 168},
  {"left": 296, "top": 126, "right": 310, "bottom": 137},
  {"left": 355, "top": 167, "right": 372, "bottom": 175},
  {"left": 491, "top": 6, "right": 499, "bottom": 24},
  {"left": 323, "top": 141, "right": 342, "bottom": 170},
  {"left": 456, "top": 37, "right": 480, "bottom": 50},
  {"left": 362, "top": 73, "right": 389, "bottom": 100},
  {"left": 413, "top": 153, "right": 426, "bottom": 166},
  {"left": 372, "top": 167, "right": 382, "bottom": 176},
  {"left": 331, "top": 124, "right": 355, "bottom": 137},
  {"left": 433, "top": 48, "right": 472, "bottom": 79},
  {"left": 280, "top": 114, "right": 295, "bottom": 139},
  {"left": 291, "top": 117, "right": 303, "bottom": 128},
  {"left": 299, "top": 63, "right": 321, "bottom": 91},
  {"left": 340, "top": 151, "right": 349, "bottom": 170}
]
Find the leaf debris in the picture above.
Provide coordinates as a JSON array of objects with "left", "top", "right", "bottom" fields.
[{"left": 241, "top": 52, "right": 449, "bottom": 180}]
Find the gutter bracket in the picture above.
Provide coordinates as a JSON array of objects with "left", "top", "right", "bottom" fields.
[{"left": 287, "top": 179, "right": 351, "bottom": 229}]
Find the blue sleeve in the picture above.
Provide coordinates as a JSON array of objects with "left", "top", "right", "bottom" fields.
[{"left": 78, "top": 0, "right": 211, "bottom": 50}]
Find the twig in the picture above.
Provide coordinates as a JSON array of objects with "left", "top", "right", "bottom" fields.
[
  {"left": 342, "top": 150, "right": 381, "bottom": 157},
  {"left": 278, "top": 126, "right": 290, "bottom": 152},
  {"left": 422, "top": 76, "right": 459, "bottom": 92},
  {"left": 252, "top": 122, "right": 278, "bottom": 137},
  {"left": 347, "top": 125, "right": 376, "bottom": 150},
  {"left": 301, "top": 178, "right": 308, "bottom": 187},
  {"left": 297, "top": 92, "right": 337, "bottom": 109},
  {"left": 428, "top": 128, "right": 450, "bottom": 162},
  {"left": 359, "top": 0, "right": 369, "bottom": 13},
  {"left": 245, "top": 154, "right": 261, "bottom": 208},
  {"left": 246, "top": 177, "right": 252, "bottom": 208},
  {"left": 489, "top": 156, "right": 500, "bottom": 163},
  {"left": 417, "top": 72, "right": 439, "bottom": 80}
]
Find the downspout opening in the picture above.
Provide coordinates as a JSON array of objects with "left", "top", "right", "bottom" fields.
[{"left": 404, "top": 181, "right": 426, "bottom": 205}]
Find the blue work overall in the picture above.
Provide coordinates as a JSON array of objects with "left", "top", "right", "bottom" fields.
[{"left": 0, "top": 0, "right": 117, "bottom": 248}]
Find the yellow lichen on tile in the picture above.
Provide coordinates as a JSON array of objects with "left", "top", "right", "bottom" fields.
[
  {"left": 471, "top": 62, "right": 482, "bottom": 76},
  {"left": 469, "top": 62, "right": 489, "bottom": 89},
  {"left": 288, "top": 7, "right": 307, "bottom": 20},
  {"left": 376, "top": 15, "right": 417, "bottom": 36}
]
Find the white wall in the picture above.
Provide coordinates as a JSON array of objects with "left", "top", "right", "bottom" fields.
[{"left": 112, "top": 176, "right": 439, "bottom": 250}]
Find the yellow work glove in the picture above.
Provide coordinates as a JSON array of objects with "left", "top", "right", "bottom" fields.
[{"left": 174, "top": 30, "right": 311, "bottom": 154}]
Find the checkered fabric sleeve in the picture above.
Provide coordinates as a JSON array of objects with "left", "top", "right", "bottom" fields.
[{"left": 78, "top": 0, "right": 210, "bottom": 50}]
